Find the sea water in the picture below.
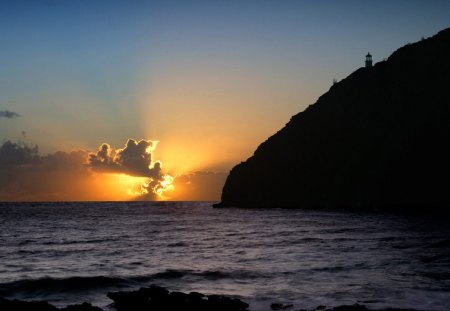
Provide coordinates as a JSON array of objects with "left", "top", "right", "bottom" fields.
[{"left": 0, "top": 202, "right": 449, "bottom": 310}]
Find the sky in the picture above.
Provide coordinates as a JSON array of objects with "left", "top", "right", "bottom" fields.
[{"left": 0, "top": 0, "right": 449, "bottom": 201}]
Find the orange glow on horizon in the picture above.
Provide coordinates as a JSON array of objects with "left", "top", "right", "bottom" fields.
[
  {"left": 85, "top": 173, "right": 147, "bottom": 200},
  {"left": 110, "top": 174, "right": 150, "bottom": 197},
  {"left": 102, "top": 173, "right": 175, "bottom": 200}
]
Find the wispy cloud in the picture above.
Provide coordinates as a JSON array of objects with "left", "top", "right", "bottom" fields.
[{"left": 0, "top": 110, "right": 20, "bottom": 118}]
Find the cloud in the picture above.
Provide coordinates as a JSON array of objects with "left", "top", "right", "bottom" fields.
[
  {"left": 88, "top": 139, "right": 173, "bottom": 199},
  {"left": 0, "top": 110, "right": 20, "bottom": 118},
  {"left": 88, "top": 139, "right": 161, "bottom": 178},
  {"left": 0, "top": 140, "right": 87, "bottom": 170},
  {"left": 0, "top": 139, "right": 227, "bottom": 201},
  {"left": 0, "top": 140, "right": 39, "bottom": 166},
  {"left": 0, "top": 140, "right": 94, "bottom": 201},
  {"left": 132, "top": 170, "right": 227, "bottom": 201}
]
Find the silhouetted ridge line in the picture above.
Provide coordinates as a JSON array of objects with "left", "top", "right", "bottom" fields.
[{"left": 218, "top": 28, "right": 450, "bottom": 210}]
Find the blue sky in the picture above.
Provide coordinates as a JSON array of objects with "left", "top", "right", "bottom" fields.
[{"left": 1, "top": 0, "right": 449, "bottom": 172}]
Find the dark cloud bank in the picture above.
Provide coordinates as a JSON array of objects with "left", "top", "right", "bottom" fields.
[{"left": 0, "top": 140, "right": 90, "bottom": 201}]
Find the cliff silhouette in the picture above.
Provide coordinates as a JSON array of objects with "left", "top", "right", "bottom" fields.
[{"left": 218, "top": 28, "right": 450, "bottom": 210}]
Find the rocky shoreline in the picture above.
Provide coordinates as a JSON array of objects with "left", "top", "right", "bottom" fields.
[{"left": 0, "top": 285, "right": 421, "bottom": 311}]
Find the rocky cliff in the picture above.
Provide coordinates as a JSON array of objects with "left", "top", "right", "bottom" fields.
[{"left": 218, "top": 28, "right": 450, "bottom": 210}]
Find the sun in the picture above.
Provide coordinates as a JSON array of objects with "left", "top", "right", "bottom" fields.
[
  {"left": 152, "top": 174, "right": 175, "bottom": 198},
  {"left": 107, "top": 173, "right": 175, "bottom": 200},
  {"left": 109, "top": 174, "right": 149, "bottom": 196}
]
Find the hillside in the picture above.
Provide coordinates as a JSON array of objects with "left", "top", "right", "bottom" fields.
[{"left": 218, "top": 28, "right": 450, "bottom": 210}]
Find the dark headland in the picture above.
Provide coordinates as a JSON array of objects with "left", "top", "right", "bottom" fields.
[{"left": 217, "top": 28, "right": 450, "bottom": 211}]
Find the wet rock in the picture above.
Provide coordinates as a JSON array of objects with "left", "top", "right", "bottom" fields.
[
  {"left": 0, "top": 297, "right": 103, "bottom": 311},
  {"left": 107, "top": 285, "right": 249, "bottom": 311},
  {"left": 137, "top": 285, "right": 169, "bottom": 298},
  {"left": 0, "top": 296, "right": 58, "bottom": 311},
  {"left": 270, "top": 302, "right": 293, "bottom": 310},
  {"left": 0, "top": 287, "right": 424, "bottom": 311},
  {"left": 323, "top": 304, "right": 418, "bottom": 311},
  {"left": 207, "top": 294, "right": 249, "bottom": 311}
]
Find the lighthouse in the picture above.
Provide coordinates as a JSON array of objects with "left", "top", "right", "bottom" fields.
[{"left": 365, "top": 52, "right": 373, "bottom": 68}]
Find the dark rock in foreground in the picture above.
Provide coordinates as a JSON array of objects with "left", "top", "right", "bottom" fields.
[
  {"left": 0, "top": 297, "right": 57, "bottom": 311},
  {"left": 218, "top": 28, "right": 450, "bottom": 211},
  {"left": 319, "top": 304, "right": 417, "bottom": 311},
  {"left": 0, "top": 286, "right": 249, "bottom": 311},
  {"left": 0, "top": 297, "right": 101, "bottom": 311},
  {"left": 0, "top": 287, "right": 424, "bottom": 311},
  {"left": 107, "top": 285, "right": 249, "bottom": 311},
  {"left": 271, "top": 302, "right": 293, "bottom": 310}
]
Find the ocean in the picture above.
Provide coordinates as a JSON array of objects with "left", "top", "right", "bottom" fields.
[{"left": 0, "top": 202, "right": 449, "bottom": 310}]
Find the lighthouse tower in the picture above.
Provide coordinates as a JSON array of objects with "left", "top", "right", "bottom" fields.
[{"left": 365, "top": 52, "right": 373, "bottom": 68}]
